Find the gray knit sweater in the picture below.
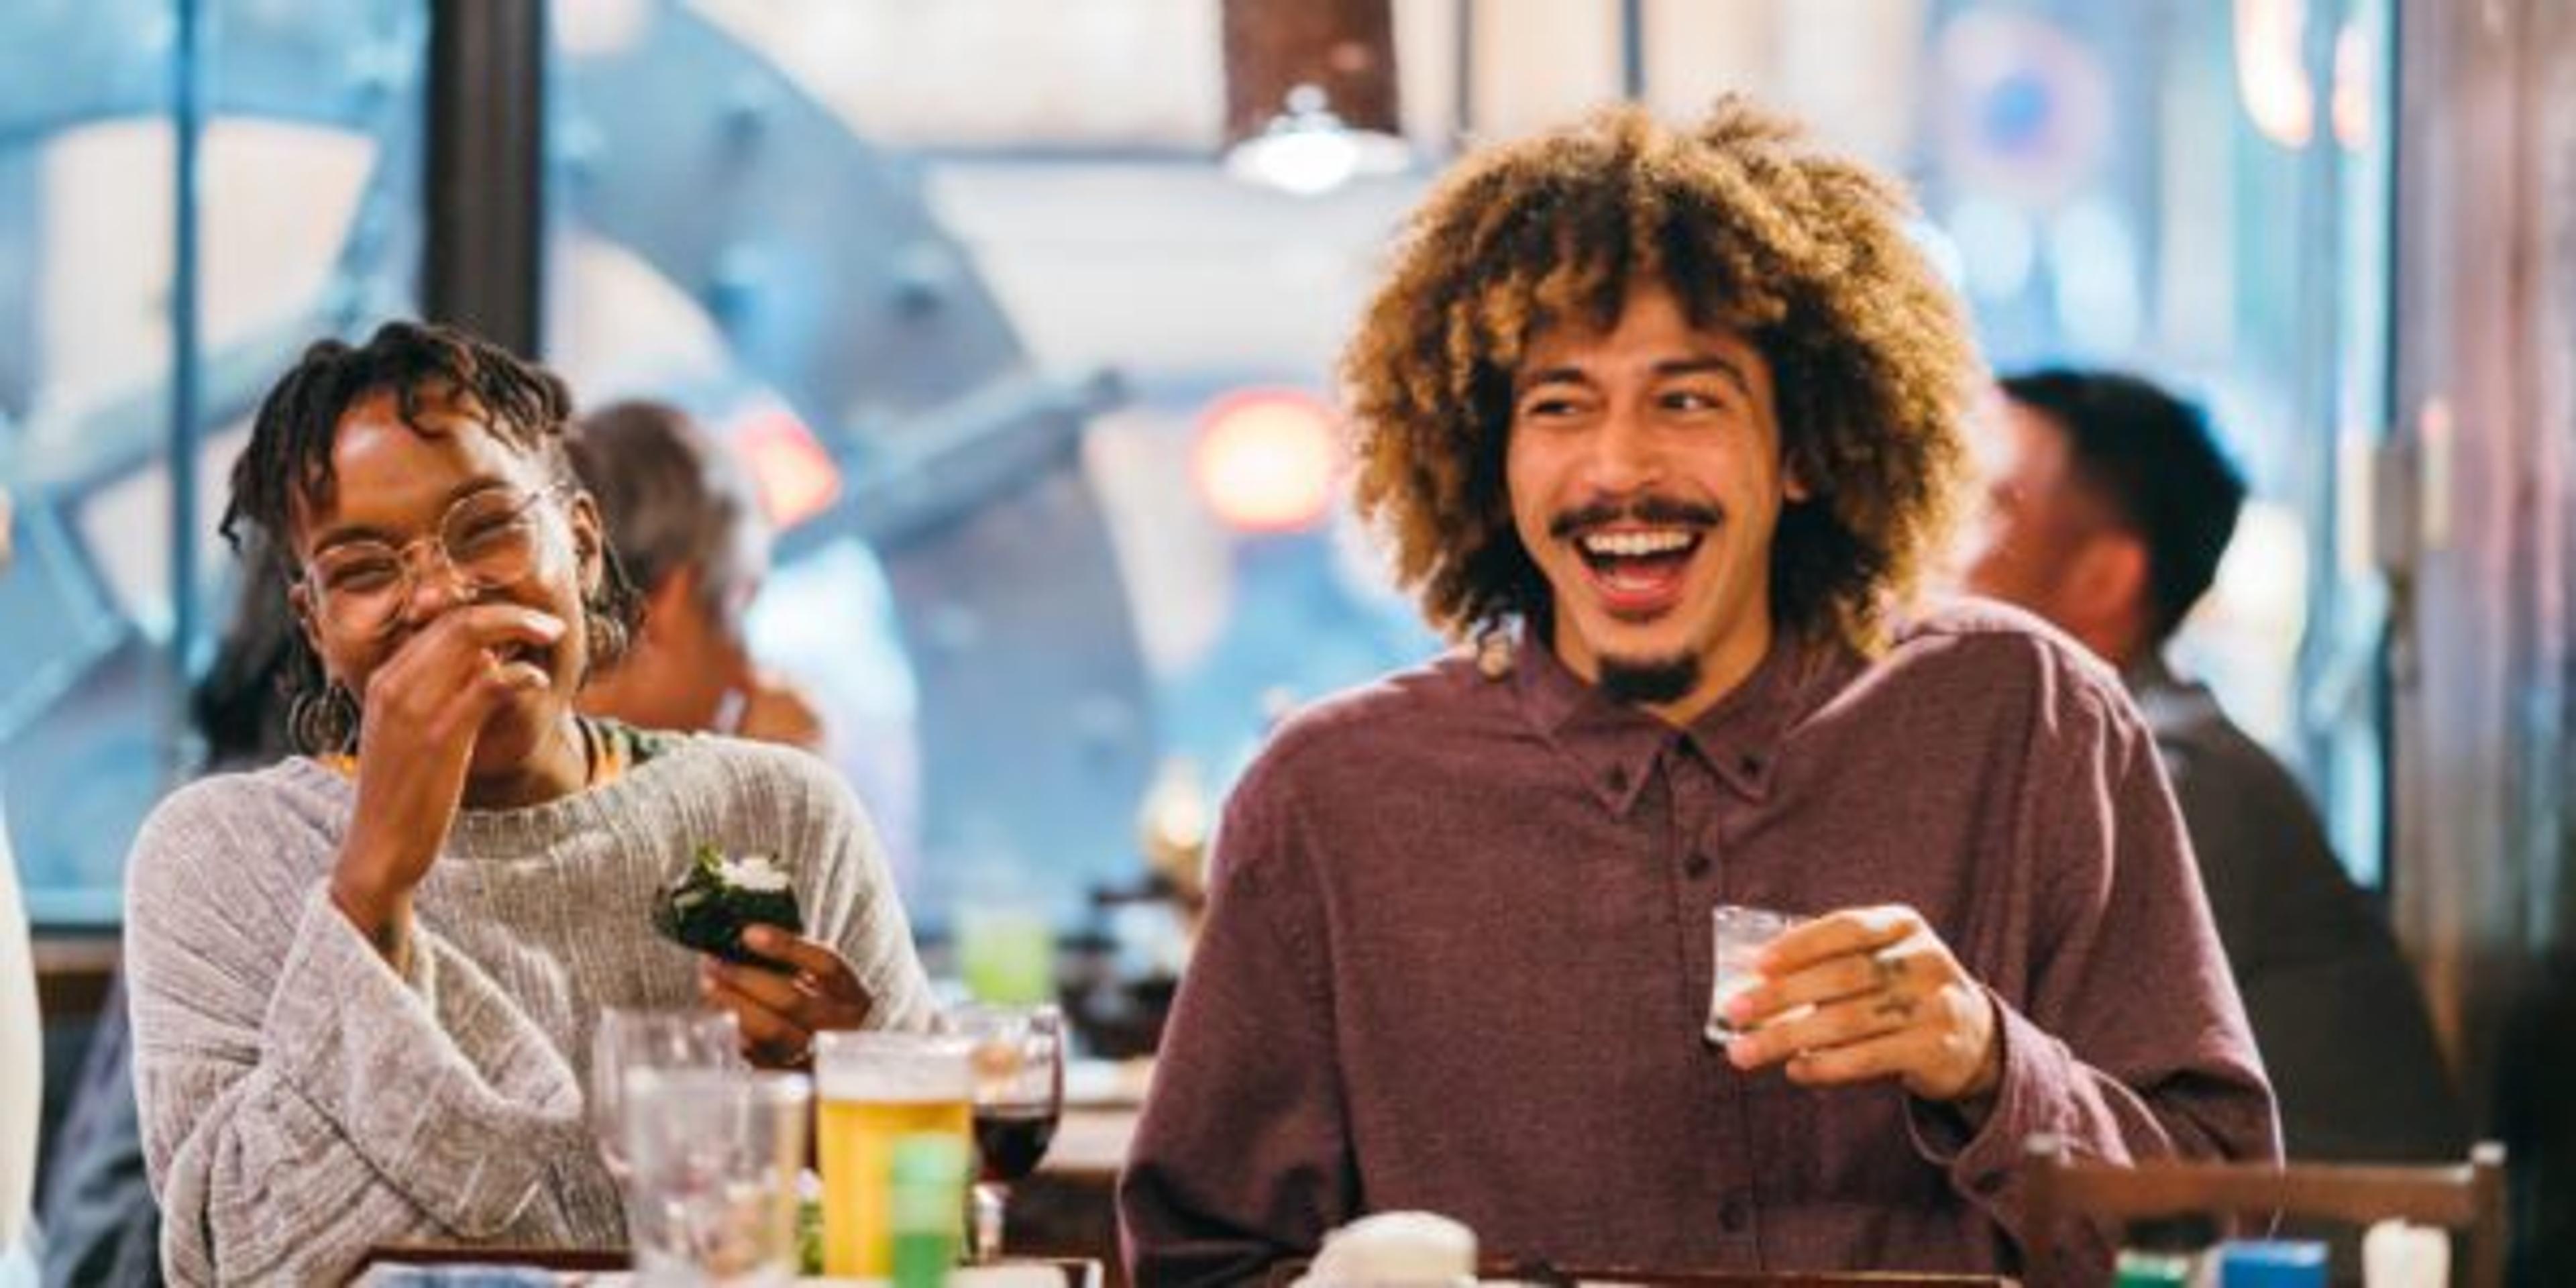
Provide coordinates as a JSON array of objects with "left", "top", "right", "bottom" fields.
[{"left": 122, "top": 733, "right": 938, "bottom": 1286}]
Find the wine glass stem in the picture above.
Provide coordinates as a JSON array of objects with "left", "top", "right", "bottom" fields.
[{"left": 973, "top": 1180, "right": 1007, "bottom": 1263}]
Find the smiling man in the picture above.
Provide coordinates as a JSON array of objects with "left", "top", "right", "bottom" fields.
[
  {"left": 1118, "top": 99, "right": 2277, "bottom": 1287},
  {"left": 1503, "top": 281, "right": 1792, "bottom": 714}
]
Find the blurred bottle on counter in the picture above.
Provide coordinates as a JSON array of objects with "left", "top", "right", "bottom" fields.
[
  {"left": 1060, "top": 756, "right": 1210, "bottom": 1058},
  {"left": 1139, "top": 756, "right": 1210, "bottom": 922},
  {"left": 2114, "top": 1216, "right": 2217, "bottom": 1288},
  {"left": 2214, "top": 1240, "right": 2326, "bottom": 1288},
  {"left": 888, "top": 1134, "right": 971, "bottom": 1288},
  {"left": 957, "top": 904, "right": 1057, "bottom": 1007}
]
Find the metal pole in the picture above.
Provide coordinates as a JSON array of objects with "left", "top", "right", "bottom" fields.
[
  {"left": 2373, "top": 0, "right": 2409, "bottom": 898},
  {"left": 170, "top": 0, "right": 205, "bottom": 696},
  {"left": 1621, "top": 0, "right": 1646, "bottom": 101},
  {"left": 1454, "top": 0, "right": 1476, "bottom": 151},
  {"left": 425, "top": 0, "right": 546, "bottom": 354}
]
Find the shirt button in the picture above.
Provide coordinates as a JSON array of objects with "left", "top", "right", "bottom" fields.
[
  {"left": 1971, "top": 1171, "right": 2007, "bottom": 1197},
  {"left": 1718, "top": 1194, "right": 1751, "bottom": 1232},
  {"left": 1738, "top": 753, "right": 1764, "bottom": 776},
  {"left": 1605, "top": 765, "right": 1629, "bottom": 793},
  {"left": 1682, "top": 851, "right": 1713, "bottom": 879}
]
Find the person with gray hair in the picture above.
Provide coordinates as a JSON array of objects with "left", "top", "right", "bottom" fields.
[{"left": 568, "top": 400, "right": 824, "bottom": 749}]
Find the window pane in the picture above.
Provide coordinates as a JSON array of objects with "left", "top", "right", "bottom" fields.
[
  {"left": 0, "top": 0, "right": 428, "bottom": 924},
  {"left": 545, "top": 0, "right": 2393, "bottom": 934}
]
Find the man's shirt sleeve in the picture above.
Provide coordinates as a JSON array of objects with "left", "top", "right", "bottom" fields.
[{"left": 1120, "top": 749, "right": 1356, "bottom": 1288}]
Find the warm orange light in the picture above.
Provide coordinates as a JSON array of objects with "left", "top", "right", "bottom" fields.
[
  {"left": 728, "top": 405, "right": 842, "bottom": 530},
  {"left": 1192, "top": 390, "right": 1340, "bottom": 533}
]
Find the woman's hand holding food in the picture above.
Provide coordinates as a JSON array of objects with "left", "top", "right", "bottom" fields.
[
  {"left": 698, "top": 926, "right": 876, "bottom": 1068},
  {"left": 329, "top": 604, "right": 568, "bottom": 967}
]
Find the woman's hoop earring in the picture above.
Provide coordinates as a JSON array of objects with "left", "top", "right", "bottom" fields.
[
  {"left": 289, "top": 682, "right": 359, "bottom": 756},
  {"left": 584, "top": 605, "right": 630, "bottom": 671},
  {"left": 1474, "top": 625, "right": 1517, "bottom": 680}
]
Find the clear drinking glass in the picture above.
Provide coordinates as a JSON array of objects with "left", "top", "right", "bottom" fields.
[
  {"left": 1704, "top": 904, "right": 1809, "bottom": 1045},
  {"left": 622, "top": 1068, "right": 812, "bottom": 1288},
  {"left": 590, "top": 1007, "right": 745, "bottom": 1183},
  {"left": 948, "top": 1002, "right": 1067, "bottom": 1263}
]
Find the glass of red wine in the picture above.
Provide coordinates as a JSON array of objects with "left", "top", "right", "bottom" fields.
[{"left": 947, "top": 1002, "right": 1065, "bottom": 1263}]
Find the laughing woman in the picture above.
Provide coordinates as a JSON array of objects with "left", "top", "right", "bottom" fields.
[{"left": 123, "top": 323, "right": 937, "bottom": 1285}]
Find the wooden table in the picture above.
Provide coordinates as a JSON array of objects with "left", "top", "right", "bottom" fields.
[
  {"left": 1005, "top": 1106, "right": 1140, "bottom": 1285},
  {"left": 353, "top": 1248, "right": 1102, "bottom": 1287},
  {"left": 1267, "top": 1265, "right": 2015, "bottom": 1287},
  {"left": 1042, "top": 1106, "right": 1142, "bottom": 1181}
]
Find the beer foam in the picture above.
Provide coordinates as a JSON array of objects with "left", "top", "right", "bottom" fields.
[{"left": 815, "top": 1034, "right": 971, "bottom": 1102}]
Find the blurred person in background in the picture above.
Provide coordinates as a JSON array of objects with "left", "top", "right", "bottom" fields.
[
  {"left": 1, "top": 814, "right": 32, "bottom": 1288},
  {"left": 3, "top": 483, "right": 43, "bottom": 1286},
  {"left": 567, "top": 400, "right": 824, "bottom": 750},
  {"left": 38, "top": 547, "right": 299, "bottom": 1288},
  {"left": 1958, "top": 367, "right": 2467, "bottom": 1163},
  {"left": 1121, "top": 99, "right": 2272, "bottom": 1286},
  {"left": 122, "top": 322, "right": 934, "bottom": 1283}
]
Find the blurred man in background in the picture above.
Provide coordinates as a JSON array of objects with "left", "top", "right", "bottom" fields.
[
  {"left": 1960, "top": 366, "right": 2467, "bottom": 1163},
  {"left": 568, "top": 400, "right": 823, "bottom": 749}
]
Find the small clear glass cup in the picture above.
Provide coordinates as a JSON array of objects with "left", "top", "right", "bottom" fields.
[
  {"left": 1705, "top": 904, "right": 1808, "bottom": 1046},
  {"left": 621, "top": 1067, "right": 812, "bottom": 1288},
  {"left": 591, "top": 1008, "right": 745, "bottom": 1184}
]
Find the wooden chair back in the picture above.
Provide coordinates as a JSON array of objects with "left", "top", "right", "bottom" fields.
[
  {"left": 1264, "top": 1262, "right": 2012, "bottom": 1287},
  {"left": 2021, "top": 1135, "right": 2506, "bottom": 1287}
]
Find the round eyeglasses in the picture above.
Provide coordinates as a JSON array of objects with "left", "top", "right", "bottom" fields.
[{"left": 302, "top": 483, "right": 570, "bottom": 639}]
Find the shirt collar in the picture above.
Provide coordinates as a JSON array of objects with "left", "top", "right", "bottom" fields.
[
  {"left": 2122, "top": 651, "right": 2176, "bottom": 693},
  {"left": 1509, "top": 623, "right": 1835, "bottom": 815},
  {"left": 2123, "top": 650, "right": 2220, "bottom": 734}
]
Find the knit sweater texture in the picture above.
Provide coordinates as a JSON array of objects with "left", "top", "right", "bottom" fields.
[{"left": 123, "top": 732, "right": 936, "bottom": 1285}]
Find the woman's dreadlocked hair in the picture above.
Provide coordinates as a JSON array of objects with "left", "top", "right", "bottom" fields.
[
  {"left": 1341, "top": 96, "right": 1982, "bottom": 653},
  {"left": 220, "top": 320, "right": 644, "bottom": 747}
]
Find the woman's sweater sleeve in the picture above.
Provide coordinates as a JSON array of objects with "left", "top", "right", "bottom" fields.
[{"left": 124, "top": 780, "right": 590, "bottom": 1286}]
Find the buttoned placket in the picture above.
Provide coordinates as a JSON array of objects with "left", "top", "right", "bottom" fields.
[{"left": 1662, "top": 735, "right": 1768, "bottom": 1258}]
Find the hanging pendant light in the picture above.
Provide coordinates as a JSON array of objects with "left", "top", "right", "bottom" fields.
[
  {"left": 1221, "top": 0, "right": 1411, "bottom": 196},
  {"left": 1226, "top": 83, "right": 1412, "bottom": 197}
]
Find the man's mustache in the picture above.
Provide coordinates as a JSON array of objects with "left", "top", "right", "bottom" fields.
[{"left": 1547, "top": 496, "right": 1725, "bottom": 542}]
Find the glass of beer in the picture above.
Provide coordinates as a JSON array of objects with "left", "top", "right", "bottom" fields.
[{"left": 814, "top": 1030, "right": 973, "bottom": 1278}]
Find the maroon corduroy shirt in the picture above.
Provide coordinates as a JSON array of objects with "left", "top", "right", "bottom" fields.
[{"left": 1118, "top": 600, "right": 2278, "bottom": 1286}]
